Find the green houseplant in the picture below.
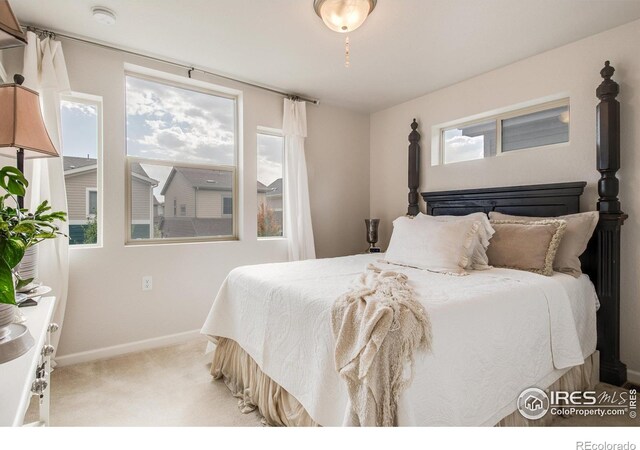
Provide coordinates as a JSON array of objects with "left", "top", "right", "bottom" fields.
[{"left": 0, "top": 166, "right": 67, "bottom": 305}]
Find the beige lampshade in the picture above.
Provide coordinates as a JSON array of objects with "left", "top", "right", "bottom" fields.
[
  {"left": 0, "top": 0, "right": 26, "bottom": 49},
  {"left": 0, "top": 83, "right": 59, "bottom": 159}
]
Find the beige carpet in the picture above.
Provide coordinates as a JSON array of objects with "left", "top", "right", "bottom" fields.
[{"left": 26, "top": 337, "right": 638, "bottom": 426}]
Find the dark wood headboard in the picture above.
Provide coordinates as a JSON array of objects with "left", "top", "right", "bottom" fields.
[
  {"left": 423, "top": 182, "right": 586, "bottom": 217},
  {"left": 405, "top": 62, "right": 627, "bottom": 386}
]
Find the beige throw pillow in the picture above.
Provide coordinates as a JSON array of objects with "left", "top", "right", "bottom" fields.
[
  {"left": 487, "top": 219, "right": 567, "bottom": 276},
  {"left": 417, "top": 212, "right": 494, "bottom": 270},
  {"left": 489, "top": 211, "right": 598, "bottom": 277},
  {"left": 385, "top": 216, "right": 481, "bottom": 276}
]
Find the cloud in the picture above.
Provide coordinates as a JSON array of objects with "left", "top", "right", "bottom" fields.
[
  {"left": 126, "top": 76, "right": 235, "bottom": 166},
  {"left": 444, "top": 133, "right": 484, "bottom": 163},
  {"left": 257, "top": 134, "right": 283, "bottom": 186},
  {"left": 61, "top": 100, "right": 97, "bottom": 117}
]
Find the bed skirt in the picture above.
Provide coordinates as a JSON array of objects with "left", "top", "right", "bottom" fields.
[{"left": 210, "top": 337, "right": 598, "bottom": 427}]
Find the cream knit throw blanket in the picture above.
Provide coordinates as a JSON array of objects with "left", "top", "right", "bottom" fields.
[{"left": 331, "top": 264, "right": 432, "bottom": 426}]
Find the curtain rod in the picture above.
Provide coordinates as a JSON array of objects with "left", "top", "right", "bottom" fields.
[{"left": 23, "top": 25, "right": 320, "bottom": 105}]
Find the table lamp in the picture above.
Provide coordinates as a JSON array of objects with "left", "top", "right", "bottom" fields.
[{"left": 0, "top": 74, "right": 59, "bottom": 208}]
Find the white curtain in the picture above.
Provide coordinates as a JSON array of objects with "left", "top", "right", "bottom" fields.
[
  {"left": 22, "top": 31, "right": 70, "bottom": 362},
  {"left": 282, "top": 99, "right": 316, "bottom": 261}
]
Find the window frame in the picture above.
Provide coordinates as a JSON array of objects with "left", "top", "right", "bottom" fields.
[
  {"left": 60, "top": 93, "right": 104, "bottom": 249},
  {"left": 123, "top": 70, "right": 240, "bottom": 245},
  {"left": 437, "top": 98, "right": 570, "bottom": 165},
  {"left": 256, "top": 127, "right": 286, "bottom": 239}
]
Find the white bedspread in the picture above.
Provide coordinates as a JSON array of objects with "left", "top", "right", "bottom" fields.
[{"left": 201, "top": 254, "right": 597, "bottom": 426}]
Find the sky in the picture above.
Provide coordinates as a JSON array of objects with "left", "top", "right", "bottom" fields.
[
  {"left": 443, "top": 129, "right": 486, "bottom": 164},
  {"left": 60, "top": 100, "right": 98, "bottom": 159},
  {"left": 60, "top": 76, "right": 283, "bottom": 203}
]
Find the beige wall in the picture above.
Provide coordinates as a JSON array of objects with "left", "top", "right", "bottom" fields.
[
  {"left": 163, "top": 171, "right": 195, "bottom": 218},
  {"left": 65, "top": 170, "right": 96, "bottom": 221},
  {"left": 370, "top": 20, "right": 640, "bottom": 381},
  {"left": 1, "top": 36, "right": 370, "bottom": 359},
  {"left": 196, "top": 190, "right": 223, "bottom": 218},
  {"left": 131, "top": 177, "right": 152, "bottom": 222},
  {"left": 307, "top": 104, "right": 371, "bottom": 257}
]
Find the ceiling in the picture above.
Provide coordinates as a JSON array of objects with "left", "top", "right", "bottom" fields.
[{"left": 11, "top": 0, "right": 640, "bottom": 112}]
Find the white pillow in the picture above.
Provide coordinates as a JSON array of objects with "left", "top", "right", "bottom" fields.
[
  {"left": 417, "top": 212, "right": 494, "bottom": 270},
  {"left": 384, "top": 216, "right": 481, "bottom": 276}
]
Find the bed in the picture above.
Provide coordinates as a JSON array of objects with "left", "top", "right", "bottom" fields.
[{"left": 201, "top": 61, "right": 627, "bottom": 426}]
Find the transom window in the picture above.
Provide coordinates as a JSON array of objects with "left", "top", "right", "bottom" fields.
[
  {"left": 436, "top": 98, "right": 570, "bottom": 165},
  {"left": 125, "top": 73, "right": 238, "bottom": 243}
]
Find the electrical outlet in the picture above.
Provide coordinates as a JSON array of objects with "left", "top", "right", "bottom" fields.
[{"left": 142, "top": 276, "right": 152, "bottom": 291}]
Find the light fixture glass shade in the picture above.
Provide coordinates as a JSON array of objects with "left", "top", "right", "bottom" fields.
[
  {"left": 314, "top": 0, "right": 376, "bottom": 33},
  {"left": 0, "top": 83, "right": 58, "bottom": 159},
  {"left": 0, "top": 0, "right": 26, "bottom": 49}
]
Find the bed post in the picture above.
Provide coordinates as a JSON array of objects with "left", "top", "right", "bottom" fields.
[
  {"left": 595, "top": 61, "right": 627, "bottom": 386},
  {"left": 407, "top": 119, "right": 421, "bottom": 216}
]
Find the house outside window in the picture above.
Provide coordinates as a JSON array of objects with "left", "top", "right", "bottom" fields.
[
  {"left": 257, "top": 130, "right": 284, "bottom": 238},
  {"left": 60, "top": 94, "right": 102, "bottom": 246},
  {"left": 125, "top": 70, "right": 238, "bottom": 243},
  {"left": 435, "top": 98, "right": 570, "bottom": 165}
]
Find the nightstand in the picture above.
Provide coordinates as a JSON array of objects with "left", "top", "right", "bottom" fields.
[{"left": 0, "top": 296, "right": 57, "bottom": 426}]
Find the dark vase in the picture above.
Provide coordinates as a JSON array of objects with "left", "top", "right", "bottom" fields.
[{"left": 365, "top": 219, "right": 380, "bottom": 252}]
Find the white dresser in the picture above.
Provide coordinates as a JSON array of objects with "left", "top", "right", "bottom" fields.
[{"left": 0, "top": 297, "right": 57, "bottom": 427}]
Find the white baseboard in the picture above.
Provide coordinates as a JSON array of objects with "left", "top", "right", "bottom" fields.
[
  {"left": 628, "top": 369, "right": 640, "bottom": 385},
  {"left": 54, "top": 329, "right": 202, "bottom": 367}
]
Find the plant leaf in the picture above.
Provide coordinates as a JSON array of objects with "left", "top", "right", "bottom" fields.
[
  {"left": 15, "top": 276, "right": 34, "bottom": 291},
  {"left": 0, "top": 166, "right": 27, "bottom": 197},
  {"left": 0, "top": 259, "right": 16, "bottom": 305},
  {"left": 0, "top": 237, "right": 25, "bottom": 269}
]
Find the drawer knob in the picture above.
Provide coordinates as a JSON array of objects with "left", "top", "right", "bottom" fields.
[
  {"left": 48, "top": 323, "right": 59, "bottom": 333},
  {"left": 41, "top": 345, "right": 55, "bottom": 357},
  {"left": 31, "top": 378, "right": 48, "bottom": 395}
]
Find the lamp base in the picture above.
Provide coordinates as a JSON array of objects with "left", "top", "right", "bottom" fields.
[{"left": 368, "top": 247, "right": 381, "bottom": 253}]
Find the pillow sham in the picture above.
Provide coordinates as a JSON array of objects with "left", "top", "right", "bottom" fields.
[
  {"left": 417, "top": 212, "right": 494, "bottom": 270},
  {"left": 385, "top": 216, "right": 481, "bottom": 276},
  {"left": 487, "top": 219, "right": 567, "bottom": 276},
  {"left": 489, "top": 211, "right": 598, "bottom": 277}
]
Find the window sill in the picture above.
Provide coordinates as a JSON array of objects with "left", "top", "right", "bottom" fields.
[{"left": 124, "top": 236, "right": 240, "bottom": 247}]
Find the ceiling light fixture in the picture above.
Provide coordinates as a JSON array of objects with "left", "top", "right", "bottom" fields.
[
  {"left": 92, "top": 7, "right": 116, "bottom": 25},
  {"left": 313, "top": 0, "right": 377, "bottom": 68}
]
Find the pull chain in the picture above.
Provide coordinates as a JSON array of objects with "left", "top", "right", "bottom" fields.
[{"left": 345, "top": 35, "right": 350, "bottom": 68}]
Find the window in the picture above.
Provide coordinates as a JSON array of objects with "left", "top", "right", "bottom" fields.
[
  {"left": 60, "top": 95, "right": 102, "bottom": 246},
  {"left": 437, "top": 99, "right": 569, "bottom": 165},
  {"left": 125, "top": 73, "right": 237, "bottom": 243},
  {"left": 223, "top": 197, "right": 233, "bottom": 216},
  {"left": 86, "top": 189, "right": 97, "bottom": 216},
  {"left": 257, "top": 131, "right": 284, "bottom": 238}
]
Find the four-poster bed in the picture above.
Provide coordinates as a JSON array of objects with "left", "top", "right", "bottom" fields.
[
  {"left": 202, "top": 61, "right": 628, "bottom": 428},
  {"left": 416, "top": 61, "right": 626, "bottom": 386}
]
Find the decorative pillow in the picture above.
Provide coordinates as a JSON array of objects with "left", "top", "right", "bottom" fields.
[
  {"left": 487, "top": 219, "right": 567, "bottom": 276},
  {"left": 417, "top": 212, "right": 494, "bottom": 270},
  {"left": 489, "top": 211, "right": 598, "bottom": 277},
  {"left": 384, "top": 216, "right": 481, "bottom": 276}
]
